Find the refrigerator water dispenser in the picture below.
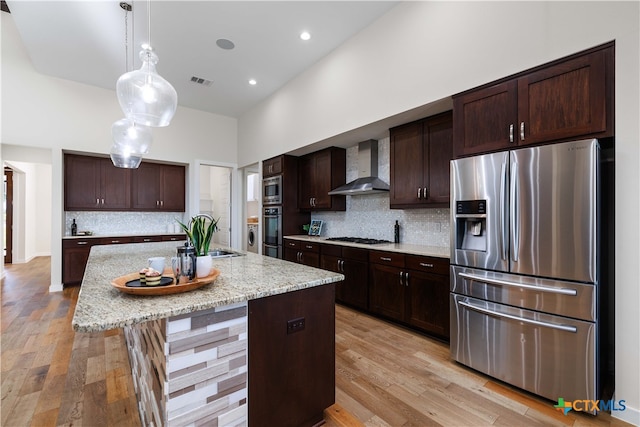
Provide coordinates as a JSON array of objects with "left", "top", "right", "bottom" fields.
[{"left": 454, "top": 200, "right": 487, "bottom": 252}]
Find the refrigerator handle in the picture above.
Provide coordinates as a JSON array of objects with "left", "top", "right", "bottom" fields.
[
  {"left": 459, "top": 272, "right": 578, "bottom": 296},
  {"left": 510, "top": 162, "right": 519, "bottom": 262},
  {"left": 500, "top": 162, "right": 508, "bottom": 261},
  {"left": 458, "top": 301, "right": 577, "bottom": 333}
]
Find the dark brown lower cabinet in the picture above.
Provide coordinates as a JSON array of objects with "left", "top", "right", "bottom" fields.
[
  {"left": 369, "top": 263, "right": 406, "bottom": 321},
  {"left": 369, "top": 250, "right": 450, "bottom": 340},
  {"left": 62, "top": 239, "right": 96, "bottom": 285},
  {"left": 405, "top": 269, "right": 450, "bottom": 339},
  {"left": 248, "top": 283, "right": 335, "bottom": 427},
  {"left": 62, "top": 234, "right": 186, "bottom": 285},
  {"left": 320, "top": 245, "right": 369, "bottom": 311},
  {"left": 283, "top": 239, "right": 320, "bottom": 268}
]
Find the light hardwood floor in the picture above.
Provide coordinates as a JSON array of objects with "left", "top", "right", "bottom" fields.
[{"left": 1, "top": 257, "right": 631, "bottom": 426}]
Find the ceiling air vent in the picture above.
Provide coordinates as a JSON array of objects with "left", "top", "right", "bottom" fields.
[{"left": 190, "top": 76, "right": 213, "bottom": 87}]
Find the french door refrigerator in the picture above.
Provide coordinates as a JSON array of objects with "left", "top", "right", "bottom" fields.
[{"left": 450, "top": 139, "right": 600, "bottom": 404}]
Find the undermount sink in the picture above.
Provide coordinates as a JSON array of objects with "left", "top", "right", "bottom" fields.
[{"left": 208, "top": 249, "right": 245, "bottom": 258}]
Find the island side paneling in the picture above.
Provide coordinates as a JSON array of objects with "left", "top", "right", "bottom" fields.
[{"left": 125, "top": 302, "right": 248, "bottom": 425}]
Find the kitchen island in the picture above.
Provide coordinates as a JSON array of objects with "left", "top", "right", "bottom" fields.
[{"left": 72, "top": 241, "right": 343, "bottom": 427}]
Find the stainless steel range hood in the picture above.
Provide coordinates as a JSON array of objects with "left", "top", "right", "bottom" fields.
[{"left": 328, "top": 140, "right": 389, "bottom": 195}]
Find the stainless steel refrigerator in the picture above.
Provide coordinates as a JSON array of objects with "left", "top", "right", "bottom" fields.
[{"left": 450, "top": 139, "right": 600, "bottom": 404}]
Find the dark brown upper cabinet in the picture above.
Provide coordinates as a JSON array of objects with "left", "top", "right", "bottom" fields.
[
  {"left": 64, "top": 154, "right": 185, "bottom": 212},
  {"left": 298, "top": 147, "right": 346, "bottom": 211},
  {"left": 453, "top": 42, "right": 613, "bottom": 158},
  {"left": 390, "top": 111, "right": 453, "bottom": 209},
  {"left": 262, "top": 156, "right": 283, "bottom": 177},
  {"left": 131, "top": 162, "right": 185, "bottom": 212},
  {"left": 65, "top": 154, "right": 130, "bottom": 210}
]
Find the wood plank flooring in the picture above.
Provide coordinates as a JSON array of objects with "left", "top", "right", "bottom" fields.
[{"left": 1, "top": 257, "right": 632, "bottom": 427}]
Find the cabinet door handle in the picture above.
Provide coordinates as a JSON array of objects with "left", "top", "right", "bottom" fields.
[
  {"left": 160, "top": 200, "right": 164, "bottom": 207},
  {"left": 509, "top": 124, "right": 514, "bottom": 143},
  {"left": 423, "top": 187, "right": 428, "bottom": 199},
  {"left": 520, "top": 121, "right": 525, "bottom": 140},
  {"left": 143, "top": 238, "right": 152, "bottom": 242},
  {"left": 405, "top": 272, "right": 409, "bottom": 286},
  {"left": 96, "top": 198, "right": 99, "bottom": 205},
  {"left": 399, "top": 271, "right": 404, "bottom": 286},
  {"left": 102, "top": 198, "right": 105, "bottom": 205},
  {"left": 77, "top": 241, "right": 88, "bottom": 245},
  {"left": 111, "top": 240, "right": 120, "bottom": 243},
  {"left": 380, "top": 257, "right": 392, "bottom": 262},
  {"left": 305, "top": 245, "right": 313, "bottom": 249},
  {"left": 300, "top": 252, "right": 304, "bottom": 263},
  {"left": 417, "top": 188, "right": 422, "bottom": 199},
  {"left": 340, "top": 260, "right": 345, "bottom": 272},
  {"left": 419, "top": 262, "right": 434, "bottom": 268}
]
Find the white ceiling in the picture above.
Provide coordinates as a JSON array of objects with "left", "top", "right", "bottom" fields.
[{"left": 6, "top": 0, "right": 398, "bottom": 118}]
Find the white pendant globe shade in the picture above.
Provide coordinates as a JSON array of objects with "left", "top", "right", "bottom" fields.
[
  {"left": 111, "top": 118, "right": 153, "bottom": 154},
  {"left": 110, "top": 143, "right": 143, "bottom": 169},
  {"left": 116, "top": 46, "right": 177, "bottom": 127}
]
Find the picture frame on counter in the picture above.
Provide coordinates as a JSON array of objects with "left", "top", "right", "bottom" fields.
[{"left": 308, "top": 220, "right": 323, "bottom": 236}]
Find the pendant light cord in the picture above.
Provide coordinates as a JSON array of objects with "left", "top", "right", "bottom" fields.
[{"left": 124, "top": 7, "right": 129, "bottom": 73}]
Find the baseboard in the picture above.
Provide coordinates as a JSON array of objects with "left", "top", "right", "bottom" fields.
[
  {"left": 49, "top": 283, "right": 63, "bottom": 293},
  {"left": 613, "top": 402, "right": 640, "bottom": 425}
]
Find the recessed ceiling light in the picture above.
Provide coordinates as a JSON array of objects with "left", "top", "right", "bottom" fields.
[
  {"left": 216, "top": 38, "right": 235, "bottom": 50},
  {"left": 300, "top": 31, "right": 311, "bottom": 41},
  {"left": 248, "top": 79, "right": 257, "bottom": 86}
]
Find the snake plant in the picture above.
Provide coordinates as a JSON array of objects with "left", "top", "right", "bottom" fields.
[{"left": 177, "top": 214, "right": 220, "bottom": 256}]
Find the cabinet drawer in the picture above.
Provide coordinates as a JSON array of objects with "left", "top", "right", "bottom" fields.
[
  {"left": 321, "top": 244, "right": 342, "bottom": 257},
  {"left": 133, "top": 236, "right": 162, "bottom": 243},
  {"left": 284, "top": 239, "right": 300, "bottom": 250},
  {"left": 369, "top": 250, "right": 405, "bottom": 268},
  {"left": 63, "top": 239, "right": 98, "bottom": 248},
  {"left": 162, "top": 234, "right": 186, "bottom": 242},
  {"left": 405, "top": 255, "right": 449, "bottom": 275},
  {"left": 342, "top": 247, "right": 369, "bottom": 262},
  {"left": 99, "top": 237, "right": 135, "bottom": 245},
  {"left": 301, "top": 242, "right": 320, "bottom": 253}
]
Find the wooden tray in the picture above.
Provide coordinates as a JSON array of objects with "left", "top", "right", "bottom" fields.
[{"left": 111, "top": 268, "right": 221, "bottom": 296}]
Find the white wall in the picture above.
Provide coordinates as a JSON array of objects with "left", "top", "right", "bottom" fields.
[
  {"left": 2, "top": 145, "right": 54, "bottom": 265},
  {"left": 237, "top": 2, "right": 640, "bottom": 423},
  {"left": 1, "top": 12, "right": 239, "bottom": 290}
]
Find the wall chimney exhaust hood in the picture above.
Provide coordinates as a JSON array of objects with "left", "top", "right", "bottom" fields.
[{"left": 328, "top": 140, "right": 389, "bottom": 196}]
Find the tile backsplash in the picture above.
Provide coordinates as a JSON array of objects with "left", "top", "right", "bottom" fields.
[
  {"left": 312, "top": 138, "right": 450, "bottom": 248},
  {"left": 65, "top": 212, "right": 186, "bottom": 236}
]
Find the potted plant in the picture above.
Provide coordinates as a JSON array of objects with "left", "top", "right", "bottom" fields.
[{"left": 177, "top": 214, "right": 219, "bottom": 278}]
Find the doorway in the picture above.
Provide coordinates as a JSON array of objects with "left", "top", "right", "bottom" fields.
[
  {"left": 199, "top": 165, "right": 232, "bottom": 248},
  {"left": 4, "top": 168, "right": 13, "bottom": 264}
]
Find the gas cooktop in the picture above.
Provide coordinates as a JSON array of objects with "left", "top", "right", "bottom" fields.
[{"left": 325, "top": 237, "right": 392, "bottom": 245}]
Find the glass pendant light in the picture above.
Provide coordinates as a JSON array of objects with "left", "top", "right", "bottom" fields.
[
  {"left": 110, "top": 143, "right": 143, "bottom": 169},
  {"left": 116, "top": 45, "right": 177, "bottom": 127},
  {"left": 111, "top": 117, "right": 152, "bottom": 154},
  {"left": 116, "top": 0, "right": 177, "bottom": 127}
]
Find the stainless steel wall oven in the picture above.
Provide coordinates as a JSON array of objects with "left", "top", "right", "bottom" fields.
[
  {"left": 263, "top": 206, "right": 282, "bottom": 258},
  {"left": 263, "top": 175, "right": 282, "bottom": 205}
]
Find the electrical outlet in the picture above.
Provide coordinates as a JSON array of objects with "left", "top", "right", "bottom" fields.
[{"left": 287, "top": 317, "right": 305, "bottom": 334}]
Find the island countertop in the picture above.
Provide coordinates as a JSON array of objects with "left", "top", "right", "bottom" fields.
[{"left": 72, "top": 241, "right": 344, "bottom": 333}]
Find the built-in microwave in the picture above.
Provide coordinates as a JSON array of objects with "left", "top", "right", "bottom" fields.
[{"left": 263, "top": 175, "right": 282, "bottom": 205}]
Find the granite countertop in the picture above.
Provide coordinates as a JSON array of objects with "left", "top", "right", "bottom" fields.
[
  {"left": 72, "top": 241, "right": 344, "bottom": 333},
  {"left": 63, "top": 232, "right": 186, "bottom": 240},
  {"left": 283, "top": 235, "right": 450, "bottom": 259}
]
